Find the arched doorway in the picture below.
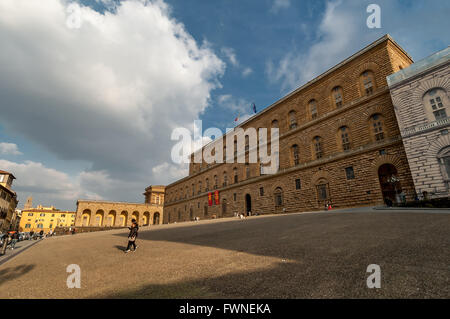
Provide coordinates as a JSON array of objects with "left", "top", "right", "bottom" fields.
[
  {"left": 120, "top": 211, "right": 128, "bottom": 227},
  {"left": 378, "top": 164, "right": 402, "bottom": 204},
  {"left": 132, "top": 211, "right": 139, "bottom": 224},
  {"left": 107, "top": 211, "right": 116, "bottom": 227},
  {"left": 222, "top": 199, "right": 227, "bottom": 217},
  {"left": 153, "top": 212, "right": 160, "bottom": 225},
  {"left": 245, "top": 194, "right": 252, "bottom": 216},
  {"left": 143, "top": 212, "right": 150, "bottom": 226},
  {"left": 82, "top": 210, "right": 91, "bottom": 226},
  {"left": 95, "top": 210, "right": 104, "bottom": 226}
]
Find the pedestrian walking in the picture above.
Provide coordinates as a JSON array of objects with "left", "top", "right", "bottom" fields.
[
  {"left": 10, "top": 232, "right": 19, "bottom": 250},
  {"left": 124, "top": 219, "right": 139, "bottom": 253}
]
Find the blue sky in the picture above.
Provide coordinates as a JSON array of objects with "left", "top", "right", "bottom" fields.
[{"left": 0, "top": 0, "right": 449, "bottom": 210}]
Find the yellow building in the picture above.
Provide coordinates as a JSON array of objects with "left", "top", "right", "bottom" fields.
[{"left": 19, "top": 205, "right": 76, "bottom": 233}]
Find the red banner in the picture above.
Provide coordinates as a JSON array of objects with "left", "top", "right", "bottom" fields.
[
  {"left": 208, "top": 192, "right": 213, "bottom": 206},
  {"left": 214, "top": 190, "right": 220, "bottom": 205}
]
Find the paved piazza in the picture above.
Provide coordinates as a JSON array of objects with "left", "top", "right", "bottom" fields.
[{"left": 0, "top": 208, "right": 448, "bottom": 299}]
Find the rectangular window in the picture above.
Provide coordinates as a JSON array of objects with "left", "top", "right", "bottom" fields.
[
  {"left": 345, "top": 166, "right": 355, "bottom": 180},
  {"left": 233, "top": 193, "right": 237, "bottom": 201},
  {"left": 260, "top": 187, "right": 264, "bottom": 196},
  {"left": 434, "top": 109, "right": 447, "bottom": 121},
  {"left": 295, "top": 179, "right": 301, "bottom": 190}
]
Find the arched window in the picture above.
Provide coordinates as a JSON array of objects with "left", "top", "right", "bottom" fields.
[
  {"left": 438, "top": 146, "right": 450, "bottom": 188},
  {"left": 360, "top": 70, "right": 375, "bottom": 96},
  {"left": 214, "top": 175, "right": 218, "bottom": 189},
  {"left": 313, "top": 136, "right": 323, "bottom": 159},
  {"left": 332, "top": 86, "right": 344, "bottom": 108},
  {"left": 288, "top": 110, "right": 297, "bottom": 129},
  {"left": 245, "top": 164, "right": 250, "bottom": 179},
  {"left": 198, "top": 181, "right": 202, "bottom": 194},
  {"left": 370, "top": 114, "right": 385, "bottom": 141},
  {"left": 205, "top": 178, "right": 209, "bottom": 191},
  {"left": 233, "top": 167, "right": 238, "bottom": 183},
  {"left": 192, "top": 183, "right": 195, "bottom": 196},
  {"left": 271, "top": 119, "right": 279, "bottom": 128},
  {"left": 423, "top": 88, "right": 448, "bottom": 121},
  {"left": 245, "top": 135, "right": 249, "bottom": 151},
  {"left": 309, "top": 100, "right": 318, "bottom": 120},
  {"left": 234, "top": 139, "right": 238, "bottom": 158},
  {"left": 291, "top": 144, "right": 299, "bottom": 165},
  {"left": 274, "top": 187, "right": 283, "bottom": 206},
  {"left": 339, "top": 126, "right": 351, "bottom": 151},
  {"left": 223, "top": 171, "right": 228, "bottom": 187}
]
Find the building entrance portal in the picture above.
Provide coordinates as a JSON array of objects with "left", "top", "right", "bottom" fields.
[
  {"left": 245, "top": 194, "right": 252, "bottom": 216},
  {"left": 378, "top": 164, "right": 402, "bottom": 205}
]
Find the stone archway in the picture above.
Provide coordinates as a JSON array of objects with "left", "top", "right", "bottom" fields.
[
  {"left": 119, "top": 211, "right": 128, "bottom": 227},
  {"left": 245, "top": 194, "right": 252, "bottom": 216},
  {"left": 95, "top": 210, "right": 104, "bottom": 226},
  {"left": 378, "top": 164, "right": 402, "bottom": 205},
  {"left": 132, "top": 211, "right": 139, "bottom": 224},
  {"left": 82, "top": 209, "right": 91, "bottom": 226},
  {"left": 107, "top": 210, "right": 116, "bottom": 227},
  {"left": 153, "top": 212, "right": 160, "bottom": 225},
  {"left": 143, "top": 212, "right": 150, "bottom": 226}
]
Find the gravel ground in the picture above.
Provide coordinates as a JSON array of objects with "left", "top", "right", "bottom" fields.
[{"left": 0, "top": 209, "right": 448, "bottom": 299}]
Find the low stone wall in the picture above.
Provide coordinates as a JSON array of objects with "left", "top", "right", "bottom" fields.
[{"left": 54, "top": 226, "right": 127, "bottom": 235}]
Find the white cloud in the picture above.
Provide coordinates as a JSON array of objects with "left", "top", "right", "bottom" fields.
[
  {"left": 271, "top": 0, "right": 290, "bottom": 13},
  {"left": 242, "top": 67, "right": 253, "bottom": 77},
  {"left": 0, "top": 0, "right": 225, "bottom": 208},
  {"left": 221, "top": 47, "right": 239, "bottom": 67},
  {"left": 267, "top": 0, "right": 450, "bottom": 92},
  {"left": 267, "top": 0, "right": 361, "bottom": 91},
  {"left": 0, "top": 142, "right": 22, "bottom": 155},
  {"left": 217, "top": 94, "right": 253, "bottom": 126}
]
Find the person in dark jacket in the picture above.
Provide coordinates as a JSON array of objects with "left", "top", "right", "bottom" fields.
[
  {"left": 10, "top": 232, "right": 19, "bottom": 250},
  {"left": 125, "top": 219, "right": 139, "bottom": 253}
]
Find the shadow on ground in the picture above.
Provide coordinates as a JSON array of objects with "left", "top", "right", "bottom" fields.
[
  {"left": 108, "top": 212, "right": 450, "bottom": 298},
  {"left": 0, "top": 264, "right": 35, "bottom": 287}
]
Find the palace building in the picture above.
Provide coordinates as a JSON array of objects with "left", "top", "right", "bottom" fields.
[
  {"left": 75, "top": 185, "right": 165, "bottom": 227},
  {"left": 162, "top": 35, "right": 418, "bottom": 223},
  {"left": 388, "top": 46, "right": 450, "bottom": 198}
]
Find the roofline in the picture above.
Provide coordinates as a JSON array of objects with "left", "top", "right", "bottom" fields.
[
  {"left": 0, "top": 170, "right": 16, "bottom": 179},
  {"left": 189, "top": 35, "right": 410, "bottom": 159},
  {"left": 76, "top": 199, "right": 161, "bottom": 206},
  {"left": 168, "top": 34, "right": 411, "bottom": 188}
]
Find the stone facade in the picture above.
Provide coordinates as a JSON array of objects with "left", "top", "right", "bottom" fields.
[
  {"left": 0, "top": 170, "right": 18, "bottom": 232},
  {"left": 163, "top": 35, "right": 418, "bottom": 223},
  {"left": 75, "top": 200, "right": 163, "bottom": 227},
  {"left": 388, "top": 47, "right": 450, "bottom": 198}
]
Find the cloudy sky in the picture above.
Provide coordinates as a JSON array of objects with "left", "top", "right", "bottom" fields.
[{"left": 0, "top": 0, "right": 449, "bottom": 210}]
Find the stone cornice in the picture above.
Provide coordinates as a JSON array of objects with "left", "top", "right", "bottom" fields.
[{"left": 401, "top": 117, "right": 450, "bottom": 138}]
